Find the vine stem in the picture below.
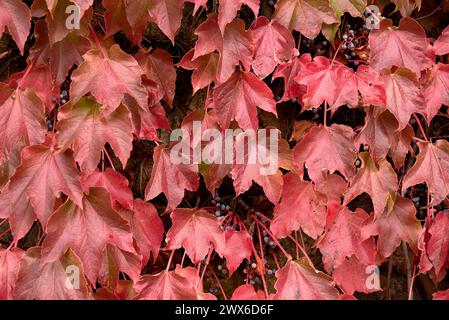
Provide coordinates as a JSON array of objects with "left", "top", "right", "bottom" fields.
[
  {"left": 232, "top": 214, "right": 260, "bottom": 257},
  {"left": 402, "top": 241, "right": 412, "bottom": 296},
  {"left": 53, "top": 107, "right": 58, "bottom": 133},
  {"left": 252, "top": 215, "right": 292, "bottom": 261},
  {"left": 324, "top": 41, "right": 348, "bottom": 128},
  {"left": 88, "top": 23, "right": 107, "bottom": 58},
  {"left": 103, "top": 147, "right": 116, "bottom": 171},
  {"left": 330, "top": 40, "right": 346, "bottom": 67},
  {"left": 386, "top": 257, "right": 393, "bottom": 300},
  {"left": 294, "top": 231, "right": 299, "bottom": 260},
  {"left": 324, "top": 101, "right": 328, "bottom": 127},
  {"left": 412, "top": 113, "right": 428, "bottom": 141},
  {"left": 0, "top": 228, "right": 11, "bottom": 239},
  {"left": 254, "top": 211, "right": 313, "bottom": 266},
  {"left": 299, "top": 230, "right": 306, "bottom": 250},
  {"left": 285, "top": 233, "right": 314, "bottom": 266},
  {"left": 166, "top": 250, "right": 175, "bottom": 271},
  {"left": 101, "top": 150, "right": 105, "bottom": 171},
  {"left": 255, "top": 222, "right": 269, "bottom": 299},
  {"left": 17, "top": 61, "right": 34, "bottom": 88},
  {"left": 416, "top": 4, "right": 442, "bottom": 20},
  {"left": 7, "top": 242, "right": 14, "bottom": 250},
  {"left": 180, "top": 250, "right": 186, "bottom": 268},
  {"left": 408, "top": 265, "right": 416, "bottom": 300},
  {"left": 210, "top": 268, "right": 228, "bottom": 300},
  {"left": 198, "top": 246, "right": 213, "bottom": 290},
  {"left": 412, "top": 136, "right": 426, "bottom": 143},
  {"left": 296, "top": 33, "right": 301, "bottom": 51},
  {"left": 273, "top": 254, "right": 281, "bottom": 269}
]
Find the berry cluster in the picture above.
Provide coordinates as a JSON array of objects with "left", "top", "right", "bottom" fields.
[
  {"left": 48, "top": 80, "right": 70, "bottom": 131},
  {"left": 212, "top": 194, "right": 231, "bottom": 218},
  {"left": 407, "top": 184, "right": 449, "bottom": 218},
  {"left": 254, "top": 211, "right": 276, "bottom": 249},
  {"left": 208, "top": 285, "right": 220, "bottom": 294},
  {"left": 51, "top": 87, "right": 69, "bottom": 106},
  {"left": 242, "top": 257, "right": 277, "bottom": 285},
  {"left": 211, "top": 194, "right": 236, "bottom": 232},
  {"left": 311, "top": 106, "right": 321, "bottom": 121},
  {"left": 300, "top": 38, "right": 330, "bottom": 57},
  {"left": 340, "top": 23, "right": 370, "bottom": 68}
]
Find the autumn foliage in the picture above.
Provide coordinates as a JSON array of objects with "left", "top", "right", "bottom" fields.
[{"left": 1, "top": 0, "right": 449, "bottom": 300}]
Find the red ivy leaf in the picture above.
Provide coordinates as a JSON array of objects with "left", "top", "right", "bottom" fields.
[
  {"left": 271, "top": 172, "right": 327, "bottom": 239},
  {"left": 273, "top": 0, "right": 338, "bottom": 39},
  {"left": 0, "top": 85, "right": 46, "bottom": 158},
  {"left": 344, "top": 152, "right": 398, "bottom": 216},
  {"left": 296, "top": 56, "right": 358, "bottom": 111},
  {"left": 193, "top": 14, "right": 254, "bottom": 83},
  {"left": 0, "top": 139, "right": 83, "bottom": 241},
  {"left": 0, "top": 247, "right": 24, "bottom": 300},
  {"left": 355, "top": 108, "right": 398, "bottom": 161},
  {"left": 383, "top": 67, "right": 425, "bottom": 130},
  {"left": 98, "top": 244, "right": 142, "bottom": 287},
  {"left": 231, "top": 284, "right": 266, "bottom": 300},
  {"left": 145, "top": 144, "right": 199, "bottom": 210},
  {"left": 14, "top": 247, "right": 91, "bottom": 300},
  {"left": 433, "top": 289, "right": 449, "bottom": 300},
  {"left": 369, "top": 17, "right": 431, "bottom": 75},
  {"left": 0, "top": 0, "right": 31, "bottom": 54},
  {"left": 402, "top": 140, "right": 449, "bottom": 205},
  {"left": 250, "top": 16, "right": 295, "bottom": 79},
  {"left": 421, "top": 63, "right": 449, "bottom": 124},
  {"left": 212, "top": 70, "right": 277, "bottom": 130},
  {"left": 273, "top": 258, "right": 339, "bottom": 300},
  {"left": 388, "top": 124, "right": 414, "bottom": 170},
  {"left": 293, "top": 124, "right": 357, "bottom": 183},
  {"left": 317, "top": 204, "right": 376, "bottom": 271},
  {"left": 355, "top": 65, "right": 386, "bottom": 107},
  {"left": 147, "top": 0, "right": 185, "bottom": 45},
  {"left": 329, "top": 0, "right": 366, "bottom": 17},
  {"left": 56, "top": 97, "right": 133, "bottom": 174},
  {"left": 41, "top": 187, "right": 135, "bottom": 284},
  {"left": 70, "top": 44, "right": 148, "bottom": 113},
  {"left": 434, "top": 25, "right": 449, "bottom": 56},
  {"left": 136, "top": 48, "right": 176, "bottom": 107},
  {"left": 424, "top": 212, "right": 449, "bottom": 280},
  {"left": 165, "top": 208, "right": 225, "bottom": 264},
  {"left": 362, "top": 196, "right": 422, "bottom": 258},
  {"left": 223, "top": 230, "right": 253, "bottom": 275},
  {"left": 272, "top": 54, "right": 311, "bottom": 102},
  {"left": 218, "top": 0, "right": 260, "bottom": 34},
  {"left": 231, "top": 284, "right": 265, "bottom": 300},
  {"left": 332, "top": 255, "right": 380, "bottom": 295},
  {"left": 134, "top": 268, "right": 198, "bottom": 300},
  {"left": 118, "top": 199, "right": 164, "bottom": 266},
  {"left": 231, "top": 130, "right": 291, "bottom": 203},
  {"left": 178, "top": 49, "right": 219, "bottom": 93},
  {"left": 80, "top": 168, "right": 134, "bottom": 210}
]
